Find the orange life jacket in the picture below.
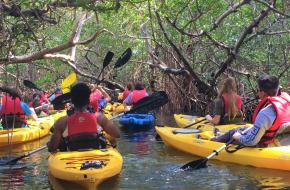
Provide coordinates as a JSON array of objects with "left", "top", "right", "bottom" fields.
[
  {"left": 123, "top": 89, "right": 131, "bottom": 100},
  {"left": 252, "top": 92, "right": 290, "bottom": 145},
  {"left": 222, "top": 93, "right": 242, "bottom": 114}
]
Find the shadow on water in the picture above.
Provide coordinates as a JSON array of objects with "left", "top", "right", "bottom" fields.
[{"left": 1, "top": 114, "right": 290, "bottom": 189}]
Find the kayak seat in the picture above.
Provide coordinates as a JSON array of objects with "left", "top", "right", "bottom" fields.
[{"left": 67, "top": 133, "right": 107, "bottom": 151}]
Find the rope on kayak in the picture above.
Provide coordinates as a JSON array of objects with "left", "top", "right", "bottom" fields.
[{"left": 80, "top": 160, "right": 106, "bottom": 170}]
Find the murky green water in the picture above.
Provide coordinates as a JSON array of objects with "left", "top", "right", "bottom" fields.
[{"left": 1, "top": 115, "right": 290, "bottom": 190}]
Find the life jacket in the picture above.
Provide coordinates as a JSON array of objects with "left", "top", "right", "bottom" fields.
[
  {"left": 131, "top": 89, "right": 147, "bottom": 104},
  {"left": 252, "top": 92, "right": 290, "bottom": 145},
  {"left": 67, "top": 112, "right": 105, "bottom": 151},
  {"left": 67, "top": 112, "right": 99, "bottom": 137},
  {"left": 123, "top": 89, "right": 131, "bottom": 100},
  {"left": 220, "top": 93, "right": 243, "bottom": 124},
  {"left": 89, "top": 90, "right": 103, "bottom": 112},
  {"left": 222, "top": 93, "right": 242, "bottom": 114},
  {"left": 1, "top": 96, "right": 27, "bottom": 128}
]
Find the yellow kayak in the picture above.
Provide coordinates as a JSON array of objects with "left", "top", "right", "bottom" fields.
[
  {"left": 174, "top": 114, "right": 251, "bottom": 132},
  {"left": 156, "top": 126, "right": 290, "bottom": 171},
  {"left": 48, "top": 147, "right": 123, "bottom": 190},
  {"left": 51, "top": 110, "right": 67, "bottom": 122},
  {"left": 0, "top": 116, "right": 54, "bottom": 147}
]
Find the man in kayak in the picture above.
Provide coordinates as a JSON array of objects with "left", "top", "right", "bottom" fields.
[
  {"left": 0, "top": 87, "right": 38, "bottom": 128},
  {"left": 48, "top": 82, "right": 120, "bottom": 152},
  {"left": 212, "top": 75, "right": 290, "bottom": 147},
  {"left": 123, "top": 81, "right": 148, "bottom": 105},
  {"left": 205, "top": 77, "right": 244, "bottom": 125}
]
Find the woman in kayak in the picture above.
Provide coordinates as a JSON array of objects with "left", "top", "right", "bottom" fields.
[
  {"left": 48, "top": 82, "right": 120, "bottom": 152},
  {"left": 123, "top": 81, "right": 148, "bottom": 105},
  {"left": 212, "top": 75, "right": 290, "bottom": 147},
  {"left": 205, "top": 77, "right": 244, "bottom": 125}
]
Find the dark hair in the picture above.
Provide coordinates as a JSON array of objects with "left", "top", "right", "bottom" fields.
[
  {"left": 126, "top": 83, "right": 133, "bottom": 91},
  {"left": 257, "top": 75, "right": 279, "bottom": 96},
  {"left": 71, "top": 83, "right": 91, "bottom": 108},
  {"left": 134, "top": 81, "right": 144, "bottom": 90}
]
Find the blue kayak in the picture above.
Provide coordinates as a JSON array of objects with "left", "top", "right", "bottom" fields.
[{"left": 119, "top": 113, "right": 155, "bottom": 127}]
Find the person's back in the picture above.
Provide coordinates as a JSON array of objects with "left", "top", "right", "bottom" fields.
[
  {"left": 48, "top": 83, "right": 120, "bottom": 152},
  {"left": 123, "top": 81, "right": 148, "bottom": 105},
  {"left": 206, "top": 77, "right": 243, "bottom": 125}
]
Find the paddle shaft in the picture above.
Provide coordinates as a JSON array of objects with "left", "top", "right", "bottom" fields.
[
  {"left": 6, "top": 145, "right": 47, "bottom": 164},
  {"left": 184, "top": 118, "right": 206, "bottom": 128},
  {"left": 205, "top": 139, "right": 234, "bottom": 160}
]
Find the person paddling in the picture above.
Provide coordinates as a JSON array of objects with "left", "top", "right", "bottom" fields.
[
  {"left": 48, "top": 82, "right": 120, "bottom": 152},
  {"left": 89, "top": 84, "right": 111, "bottom": 112},
  {"left": 0, "top": 87, "right": 38, "bottom": 129},
  {"left": 123, "top": 81, "right": 148, "bottom": 106},
  {"left": 205, "top": 77, "right": 244, "bottom": 125},
  {"left": 212, "top": 75, "right": 290, "bottom": 147},
  {"left": 118, "top": 82, "right": 133, "bottom": 102}
]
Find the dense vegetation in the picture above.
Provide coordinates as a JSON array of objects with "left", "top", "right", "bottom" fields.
[{"left": 1, "top": 0, "right": 290, "bottom": 117}]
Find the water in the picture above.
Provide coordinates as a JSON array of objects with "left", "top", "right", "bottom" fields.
[{"left": 1, "top": 115, "right": 290, "bottom": 190}]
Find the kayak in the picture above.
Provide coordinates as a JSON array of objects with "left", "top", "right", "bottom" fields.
[
  {"left": 174, "top": 114, "right": 200, "bottom": 127},
  {"left": 119, "top": 113, "right": 155, "bottom": 127},
  {"left": 48, "top": 147, "right": 123, "bottom": 190},
  {"left": 155, "top": 126, "right": 290, "bottom": 171},
  {"left": 104, "top": 102, "right": 125, "bottom": 114},
  {"left": 0, "top": 116, "right": 54, "bottom": 147},
  {"left": 174, "top": 114, "right": 252, "bottom": 132},
  {"left": 51, "top": 110, "right": 67, "bottom": 122}
]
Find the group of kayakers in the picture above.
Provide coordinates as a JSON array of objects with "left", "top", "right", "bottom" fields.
[
  {"left": 1, "top": 73, "right": 290, "bottom": 152},
  {"left": 207, "top": 74, "right": 290, "bottom": 147}
]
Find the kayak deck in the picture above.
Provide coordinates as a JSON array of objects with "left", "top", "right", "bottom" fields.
[
  {"left": 156, "top": 126, "right": 290, "bottom": 171},
  {"left": 48, "top": 148, "right": 123, "bottom": 190}
]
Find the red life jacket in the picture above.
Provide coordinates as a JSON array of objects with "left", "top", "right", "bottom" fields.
[
  {"left": 131, "top": 89, "right": 147, "bottom": 104},
  {"left": 1, "top": 96, "right": 27, "bottom": 123},
  {"left": 67, "top": 112, "right": 99, "bottom": 137},
  {"left": 123, "top": 89, "right": 131, "bottom": 100},
  {"left": 252, "top": 92, "right": 290, "bottom": 145},
  {"left": 89, "top": 90, "right": 102, "bottom": 112},
  {"left": 222, "top": 93, "right": 242, "bottom": 114}
]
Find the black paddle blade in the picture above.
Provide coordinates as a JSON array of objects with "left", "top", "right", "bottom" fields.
[
  {"left": 103, "top": 51, "right": 114, "bottom": 68},
  {"left": 127, "top": 91, "right": 169, "bottom": 114},
  {"left": 180, "top": 158, "right": 208, "bottom": 171},
  {"left": 4, "top": 155, "right": 25, "bottom": 165},
  {"left": 23, "top": 80, "right": 42, "bottom": 91},
  {"left": 51, "top": 93, "right": 71, "bottom": 110},
  {"left": 114, "top": 48, "right": 132, "bottom": 68}
]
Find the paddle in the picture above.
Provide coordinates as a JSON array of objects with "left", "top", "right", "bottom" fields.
[
  {"left": 51, "top": 91, "right": 169, "bottom": 115},
  {"left": 114, "top": 48, "right": 132, "bottom": 68},
  {"left": 3, "top": 145, "right": 47, "bottom": 165},
  {"left": 48, "top": 72, "right": 77, "bottom": 100},
  {"left": 183, "top": 118, "right": 207, "bottom": 128},
  {"left": 96, "top": 51, "right": 115, "bottom": 82},
  {"left": 111, "top": 91, "right": 169, "bottom": 119},
  {"left": 23, "top": 80, "right": 43, "bottom": 92},
  {"left": 61, "top": 72, "right": 77, "bottom": 94},
  {"left": 180, "top": 138, "right": 234, "bottom": 170}
]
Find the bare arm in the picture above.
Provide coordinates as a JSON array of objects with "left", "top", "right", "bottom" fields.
[
  {"left": 48, "top": 116, "right": 67, "bottom": 152},
  {"left": 97, "top": 86, "right": 111, "bottom": 102},
  {"left": 96, "top": 112, "right": 120, "bottom": 138}
]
